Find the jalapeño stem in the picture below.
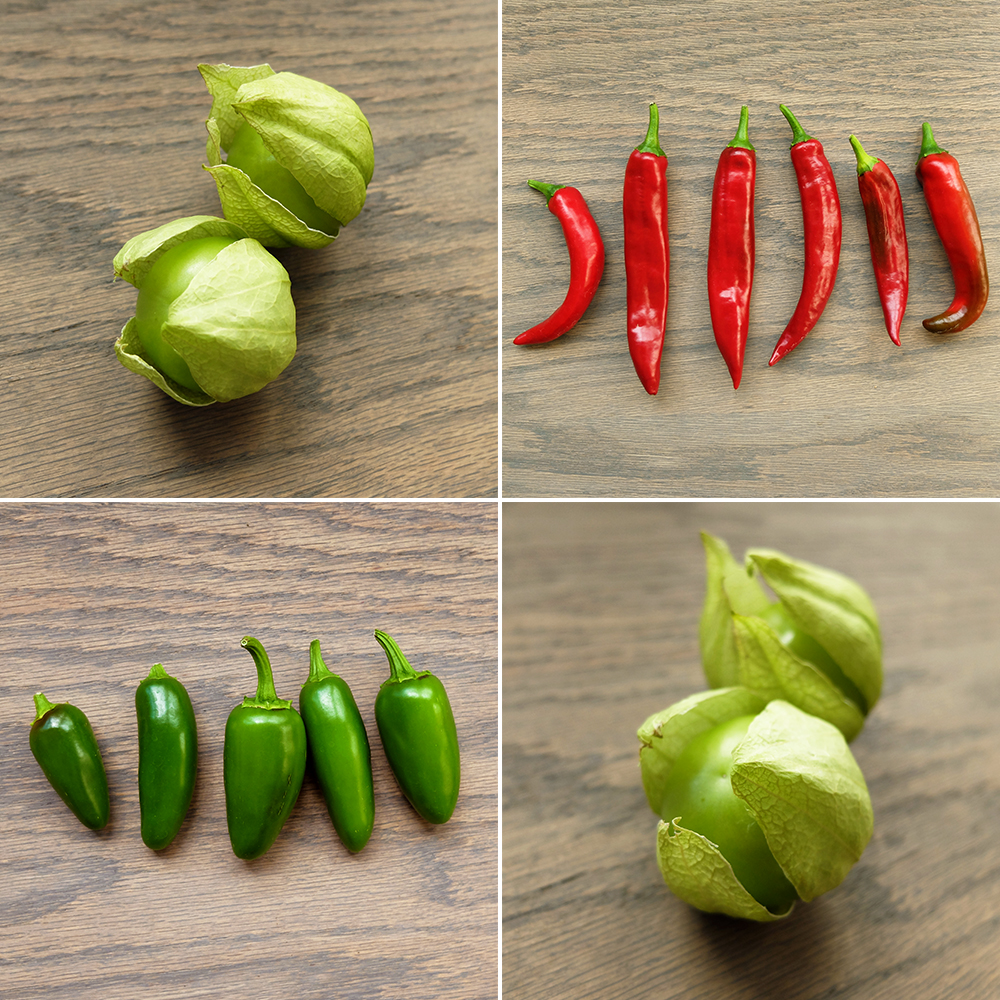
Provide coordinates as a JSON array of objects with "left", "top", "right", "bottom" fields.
[
  {"left": 307, "top": 639, "right": 334, "bottom": 683},
  {"left": 374, "top": 630, "right": 420, "bottom": 683},
  {"left": 240, "top": 636, "right": 291, "bottom": 709}
]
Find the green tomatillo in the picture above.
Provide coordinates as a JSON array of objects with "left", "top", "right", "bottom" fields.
[
  {"left": 200, "top": 62, "right": 375, "bottom": 249},
  {"left": 638, "top": 687, "right": 874, "bottom": 921},
  {"left": 113, "top": 215, "right": 297, "bottom": 406},
  {"left": 699, "top": 531, "right": 882, "bottom": 741}
]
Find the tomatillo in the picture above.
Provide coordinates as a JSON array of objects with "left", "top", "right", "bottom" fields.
[
  {"left": 200, "top": 62, "right": 374, "bottom": 249},
  {"left": 660, "top": 714, "right": 798, "bottom": 914},
  {"left": 133, "top": 236, "right": 238, "bottom": 392},
  {"left": 113, "top": 215, "right": 297, "bottom": 406},
  {"left": 639, "top": 688, "right": 874, "bottom": 922},
  {"left": 699, "top": 531, "right": 882, "bottom": 741},
  {"left": 226, "top": 121, "right": 340, "bottom": 236}
]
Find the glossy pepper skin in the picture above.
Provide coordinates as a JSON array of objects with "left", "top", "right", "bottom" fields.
[
  {"left": 916, "top": 122, "right": 989, "bottom": 333},
  {"left": 623, "top": 103, "right": 670, "bottom": 395},
  {"left": 299, "top": 640, "right": 375, "bottom": 853},
  {"left": 224, "top": 636, "right": 307, "bottom": 860},
  {"left": 708, "top": 106, "right": 756, "bottom": 389},
  {"left": 136, "top": 664, "right": 198, "bottom": 850},
  {"left": 770, "top": 105, "right": 842, "bottom": 366},
  {"left": 849, "top": 135, "right": 908, "bottom": 346},
  {"left": 29, "top": 693, "right": 110, "bottom": 831},
  {"left": 373, "top": 630, "right": 460, "bottom": 825},
  {"left": 514, "top": 181, "right": 605, "bottom": 345}
]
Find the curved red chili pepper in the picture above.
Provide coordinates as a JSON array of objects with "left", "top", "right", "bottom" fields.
[
  {"left": 513, "top": 180, "right": 605, "bottom": 345},
  {"left": 915, "top": 122, "right": 989, "bottom": 334},
  {"left": 769, "top": 105, "right": 842, "bottom": 366},
  {"left": 623, "top": 104, "right": 669, "bottom": 395},
  {"left": 708, "top": 105, "right": 756, "bottom": 389},
  {"left": 850, "top": 134, "right": 908, "bottom": 346}
]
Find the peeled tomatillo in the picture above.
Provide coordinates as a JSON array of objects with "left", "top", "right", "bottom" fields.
[
  {"left": 132, "top": 236, "right": 238, "bottom": 391},
  {"left": 660, "top": 714, "right": 798, "bottom": 914}
]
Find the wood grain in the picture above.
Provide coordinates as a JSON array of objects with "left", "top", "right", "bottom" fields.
[
  {"left": 503, "top": 501, "right": 1000, "bottom": 999},
  {"left": 0, "top": 502, "right": 498, "bottom": 1000},
  {"left": 0, "top": 0, "right": 497, "bottom": 498},
  {"left": 502, "top": 0, "right": 1000, "bottom": 496}
]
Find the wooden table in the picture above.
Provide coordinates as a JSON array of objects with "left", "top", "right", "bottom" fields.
[
  {"left": 502, "top": 1, "right": 1000, "bottom": 496},
  {"left": 1, "top": 502, "right": 498, "bottom": 999},
  {"left": 503, "top": 501, "right": 1000, "bottom": 999},
  {"left": 1, "top": 0, "right": 497, "bottom": 498}
]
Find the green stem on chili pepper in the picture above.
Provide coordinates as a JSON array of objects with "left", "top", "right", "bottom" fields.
[
  {"left": 135, "top": 664, "right": 198, "bottom": 850},
  {"left": 373, "top": 630, "right": 460, "bottom": 825},
  {"left": 708, "top": 105, "right": 756, "bottom": 389},
  {"left": 849, "top": 134, "right": 908, "bottom": 346},
  {"left": 915, "top": 121, "right": 989, "bottom": 333},
  {"left": 514, "top": 181, "right": 605, "bottom": 345},
  {"left": 223, "top": 636, "right": 307, "bottom": 859},
  {"left": 299, "top": 640, "right": 375, "bottom": 853},
  {"left": 623, "top": 103, "right": 670, "bottom": 395},
  {"left": 769, "top": 105, "right": 842, "bottom": 366},
  {"left": 30, "top": 692, "right": 110, "bottom": 831}
]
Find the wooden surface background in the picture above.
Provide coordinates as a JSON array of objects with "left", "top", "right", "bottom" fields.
[
  {"left": 503, "top": 501, "right": 1000, "bottom": 999},
  {"left": 0, "top": 0, "right": 497, "bottom": 499},
  {"left": 0, "top": 502, "right": 498, "bottom": 1000},
  {"left": 503, "top": 1, "right": 1000, "bottom": 497}
]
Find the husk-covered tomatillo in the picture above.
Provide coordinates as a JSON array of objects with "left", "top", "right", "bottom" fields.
[
  {"left": 200, "top": 63, "right": 375, "bottom": 249},
  {"left": 699, "top": 531, "right": 883, "bottom": 741},
  {"left": 113, "top": 215, "right": 296, "bottom": 406},
  {"left": 638, "top": 688, "right": 874, "bottom": 921}
]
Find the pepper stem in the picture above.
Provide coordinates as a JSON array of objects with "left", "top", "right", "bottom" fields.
[
  {"left": 727, "top": 105, "right": 754, "bottom": 151},
  {"left": 374, "top": 630, "right": 422, "bottom": 684},
  {"left": 635, "top": 103, "right": 666, "bottom": 158},
  {"left": 849, "top": 135, "right": 878, "bottom": 175},
  {"left": 33, "top": 691, "right": 56, "bottom": 723},
  {"left": 240, "top": 636, "right": 292, "bottom": 709},
  {"left": 918, "top": 121, "right": 947, "bottom": 161},
  {"left": 779, "top": 104, "right": 813, "bottom": 146},
  {"left": 307, "top": 639, "right": 334, "bottom": 683},
  {"left": 147, "top": 663, "right": 169, "bottom": 680},
  {"left": 527, "top": 179, "right": 565, "bottom": 202}
]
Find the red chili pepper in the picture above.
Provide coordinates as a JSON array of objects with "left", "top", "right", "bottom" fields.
[
  {"left": 623, "top": 104, "right": 669, "bottom": 395},
  {"left": 513, "top": 180, "right": 604, "bottom": 345},
  {"left": 849, "top": 134, "right": 908, "bottom": 346},
  {"left": 708, "top": 105, "right": 756, "bottom": 389},
  {"left": 769, "top": 105, "right": 842, "bottom": 366},
  {"left": 915, "top": 122, "right": 989, "bottom": 334}
]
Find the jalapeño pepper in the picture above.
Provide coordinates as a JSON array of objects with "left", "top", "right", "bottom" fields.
[
  {"left": 30, "top": 692, "right": 110, "bottom": 831},
  {"left": 299, "top": 640, "right": 375, "bottom": 853},
  {"left": 373, "top": 630, "right": 460, "bottom": 825},
  {"left": 224, "top": 636, "right": 307, "bottom": 860},
  {"left": 135, "top": 664, "right": 198, "bottom": 850}
]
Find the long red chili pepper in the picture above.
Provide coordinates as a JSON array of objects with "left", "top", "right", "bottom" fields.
[
  {"left": 915, "top": 122, "right": 989, "bottom": 334},
  {"left": 769, "top": 105, "right": 842, "bottom": 366},
  {"left": 849, "top": 134, "right": 908, "bottom": 346},
  {"left": 514, "top": 180, "right": 605, "bottom": 345},
  {"left": 708, "top": 105, "right": 756, "bottom": 389},
  {"left": 623, "top": 104, "right": 669, "bottom": 395}
]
